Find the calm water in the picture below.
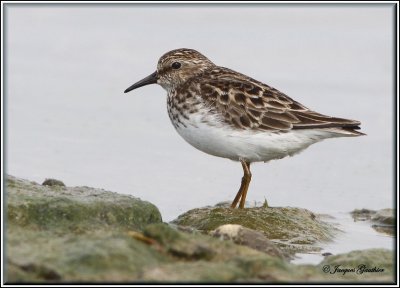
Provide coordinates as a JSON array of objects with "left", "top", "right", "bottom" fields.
[
  {"left": 5, "top": 5, "right": 394, "bottom": 260},
  {"left": 292, "top": 212, "right": 394, "bottom": 264}
]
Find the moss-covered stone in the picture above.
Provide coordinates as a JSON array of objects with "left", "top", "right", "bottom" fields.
[
  {"left": 351, "top": 208, "right": 377, "bottom": 221},
  {"left": 7, "top": 228, "right": 171, "bottom": 281},
  {"left": 171, "top": 205, "right": 336, "bottom": 255},
  {"left": 351, "top": 208, "right": 395, "bottom": 236},
  {"left": 6, "top": 175, "right": 162, "bottom": 232},
  {"left": 6, "top": 175, "right": 164, "bottom": 282},
  {"left": 42, "top": 178, "right": 66, "bottom": 187},
  {"left": 5, "top": 175, "right": 394, "bottom": 283},
  {"left": 211, "top": 224, "right": 287, "bottom": 259},
  {"left": 371, "top": 209, "right": 394, "bottom": 225},
  {"left": 318, "top": 249, "right": 394, "bottom": 282}
]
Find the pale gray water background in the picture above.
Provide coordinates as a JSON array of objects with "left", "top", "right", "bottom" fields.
[{"left": 5, "top": 5, "right": 394, "bottom": 263}]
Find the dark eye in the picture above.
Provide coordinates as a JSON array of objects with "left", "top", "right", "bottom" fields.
[{"left": 171, "top": 62, "right": 181, "bottom": 69}]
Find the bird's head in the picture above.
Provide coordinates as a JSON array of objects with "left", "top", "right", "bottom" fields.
[{"left": 124, "top": 48, "right": 215, "bottom": 93}]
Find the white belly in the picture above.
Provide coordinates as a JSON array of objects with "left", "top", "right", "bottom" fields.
[{"left": 173, "top": 114, "right": 340, "bottom": 163}]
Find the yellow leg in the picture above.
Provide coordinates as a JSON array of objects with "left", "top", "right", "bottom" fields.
[{"left": 230, "top": 160, "right": 252, "bottom": 209}]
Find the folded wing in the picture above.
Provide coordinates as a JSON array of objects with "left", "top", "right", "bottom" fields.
[{"left": 198, "top": 68, "right": 364, "bottom": 136}]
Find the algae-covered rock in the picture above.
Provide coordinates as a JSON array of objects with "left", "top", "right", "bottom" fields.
[
  {"left": 371, "top": 209, "right": 394, "bottom": 225},
  {"left": 318, "top": 249, "right": 394, "bottom": 282},
  {"left": 211, "top": 224, "right": 287, "bottom": 260},
  {"left": 141, "top": 224, "right": 394, "bottom": 283},
  {"left": 42, "top": 178, "right": 66, "bottom": 187},
  {"left": 5, "top": 175, "right": 394, "bottom": 283},
  {"left": 6, "top": 175, "right": 163, "bottom": 282},
  {"left": 351, "top": 208, "right": 395, "bottom": 236},
  {"left": 171, "top": 205, "right": 336, "bottom": 255},
  {"left": 7, "top": 227, "right": 171, "bottom": 282},
  {"left": 351, "top": 208, "right": 394, "bottom": 225},
  {"left": 7, "top": 175, "right": 162, "bottom": 231},
  {"left": 351, "top": 208, "right": 377, "bottom": 221},
  {"left": 143, "top": 223, "right": 268, "bottom": 262},
  {"left": 138, "top": 223, "right": 295, "bottom": 282}
]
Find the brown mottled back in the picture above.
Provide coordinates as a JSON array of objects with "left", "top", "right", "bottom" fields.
[{"left": 176, "top": 66, "right": 362, "bottom": 134}]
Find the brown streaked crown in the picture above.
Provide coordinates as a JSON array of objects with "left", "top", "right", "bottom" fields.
[{"left": 156, "top": 48, "right": 215, "bottom": 90}]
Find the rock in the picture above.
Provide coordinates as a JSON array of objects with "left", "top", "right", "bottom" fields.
[
  {"left": 371, "top": 209, "right": 394, "bottom": 225},
  {"left": 318, "top": 249, "right": 394, "bottom": 281},
  {"left": 140, "top": 223, "right": 294, "bottom": 282},
  {"left": 211, "top": 224, "right": 287, "bottom": 260},
  {"left": 6, "top": 175, "right": 163, "bottom": 282},
  {"left": 350, "top": 209, "right": 376, "bottom": 221},
  {"left": 7, "top": 175, "right": 161, "bottom": 231},
  {"left": 171, "top": 205, "right": 336, "bottom": 255},
  {"left": 350, "top": 208, "right": 394, "bottom": 225},
  {"left": 144, "top": 223, "right": 217, "bottom": 260},
  {"left": 371, "top": 224, "right": 395, "bottom": 236},
  {"left": 42, "top": 178, "right": 66, "bottom": 187},
  {"left": 351, "top": 208, "right": 395, "bottom": 236},
  {"left": 5, "top": 175, "right": 394, "bottom": 283}
]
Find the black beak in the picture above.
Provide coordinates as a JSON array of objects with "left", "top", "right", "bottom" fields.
[{"left": 124, "top": 71, "right": 158, "bottom": 93}]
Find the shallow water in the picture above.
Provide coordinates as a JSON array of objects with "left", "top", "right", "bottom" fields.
[
  {"left": 292, "top": 212, "right": 394, "bottom": 264},
  {"left": 5, "top": 4, "right": 395, "bottom": 260}
]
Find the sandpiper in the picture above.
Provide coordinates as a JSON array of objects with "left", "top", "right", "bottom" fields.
[{"left": 124, "top": 48, "right": 364, "bottom": 208}]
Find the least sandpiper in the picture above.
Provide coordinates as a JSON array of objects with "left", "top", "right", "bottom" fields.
[{"left": 124, "top": 48, "right": 364, "bottom": 209}]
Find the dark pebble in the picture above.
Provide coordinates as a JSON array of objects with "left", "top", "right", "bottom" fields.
[{"left": 42, "top": 178, "right": 66, "bottom": 187}]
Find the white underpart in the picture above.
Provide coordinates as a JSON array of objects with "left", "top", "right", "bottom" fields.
[{"left": 174, "top": 111, "right": 351, "bottom": 163}]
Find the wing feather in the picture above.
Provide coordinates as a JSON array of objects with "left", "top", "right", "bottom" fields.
[{"left": 197, "top": 68, "right": 362, "bottom": 134}]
